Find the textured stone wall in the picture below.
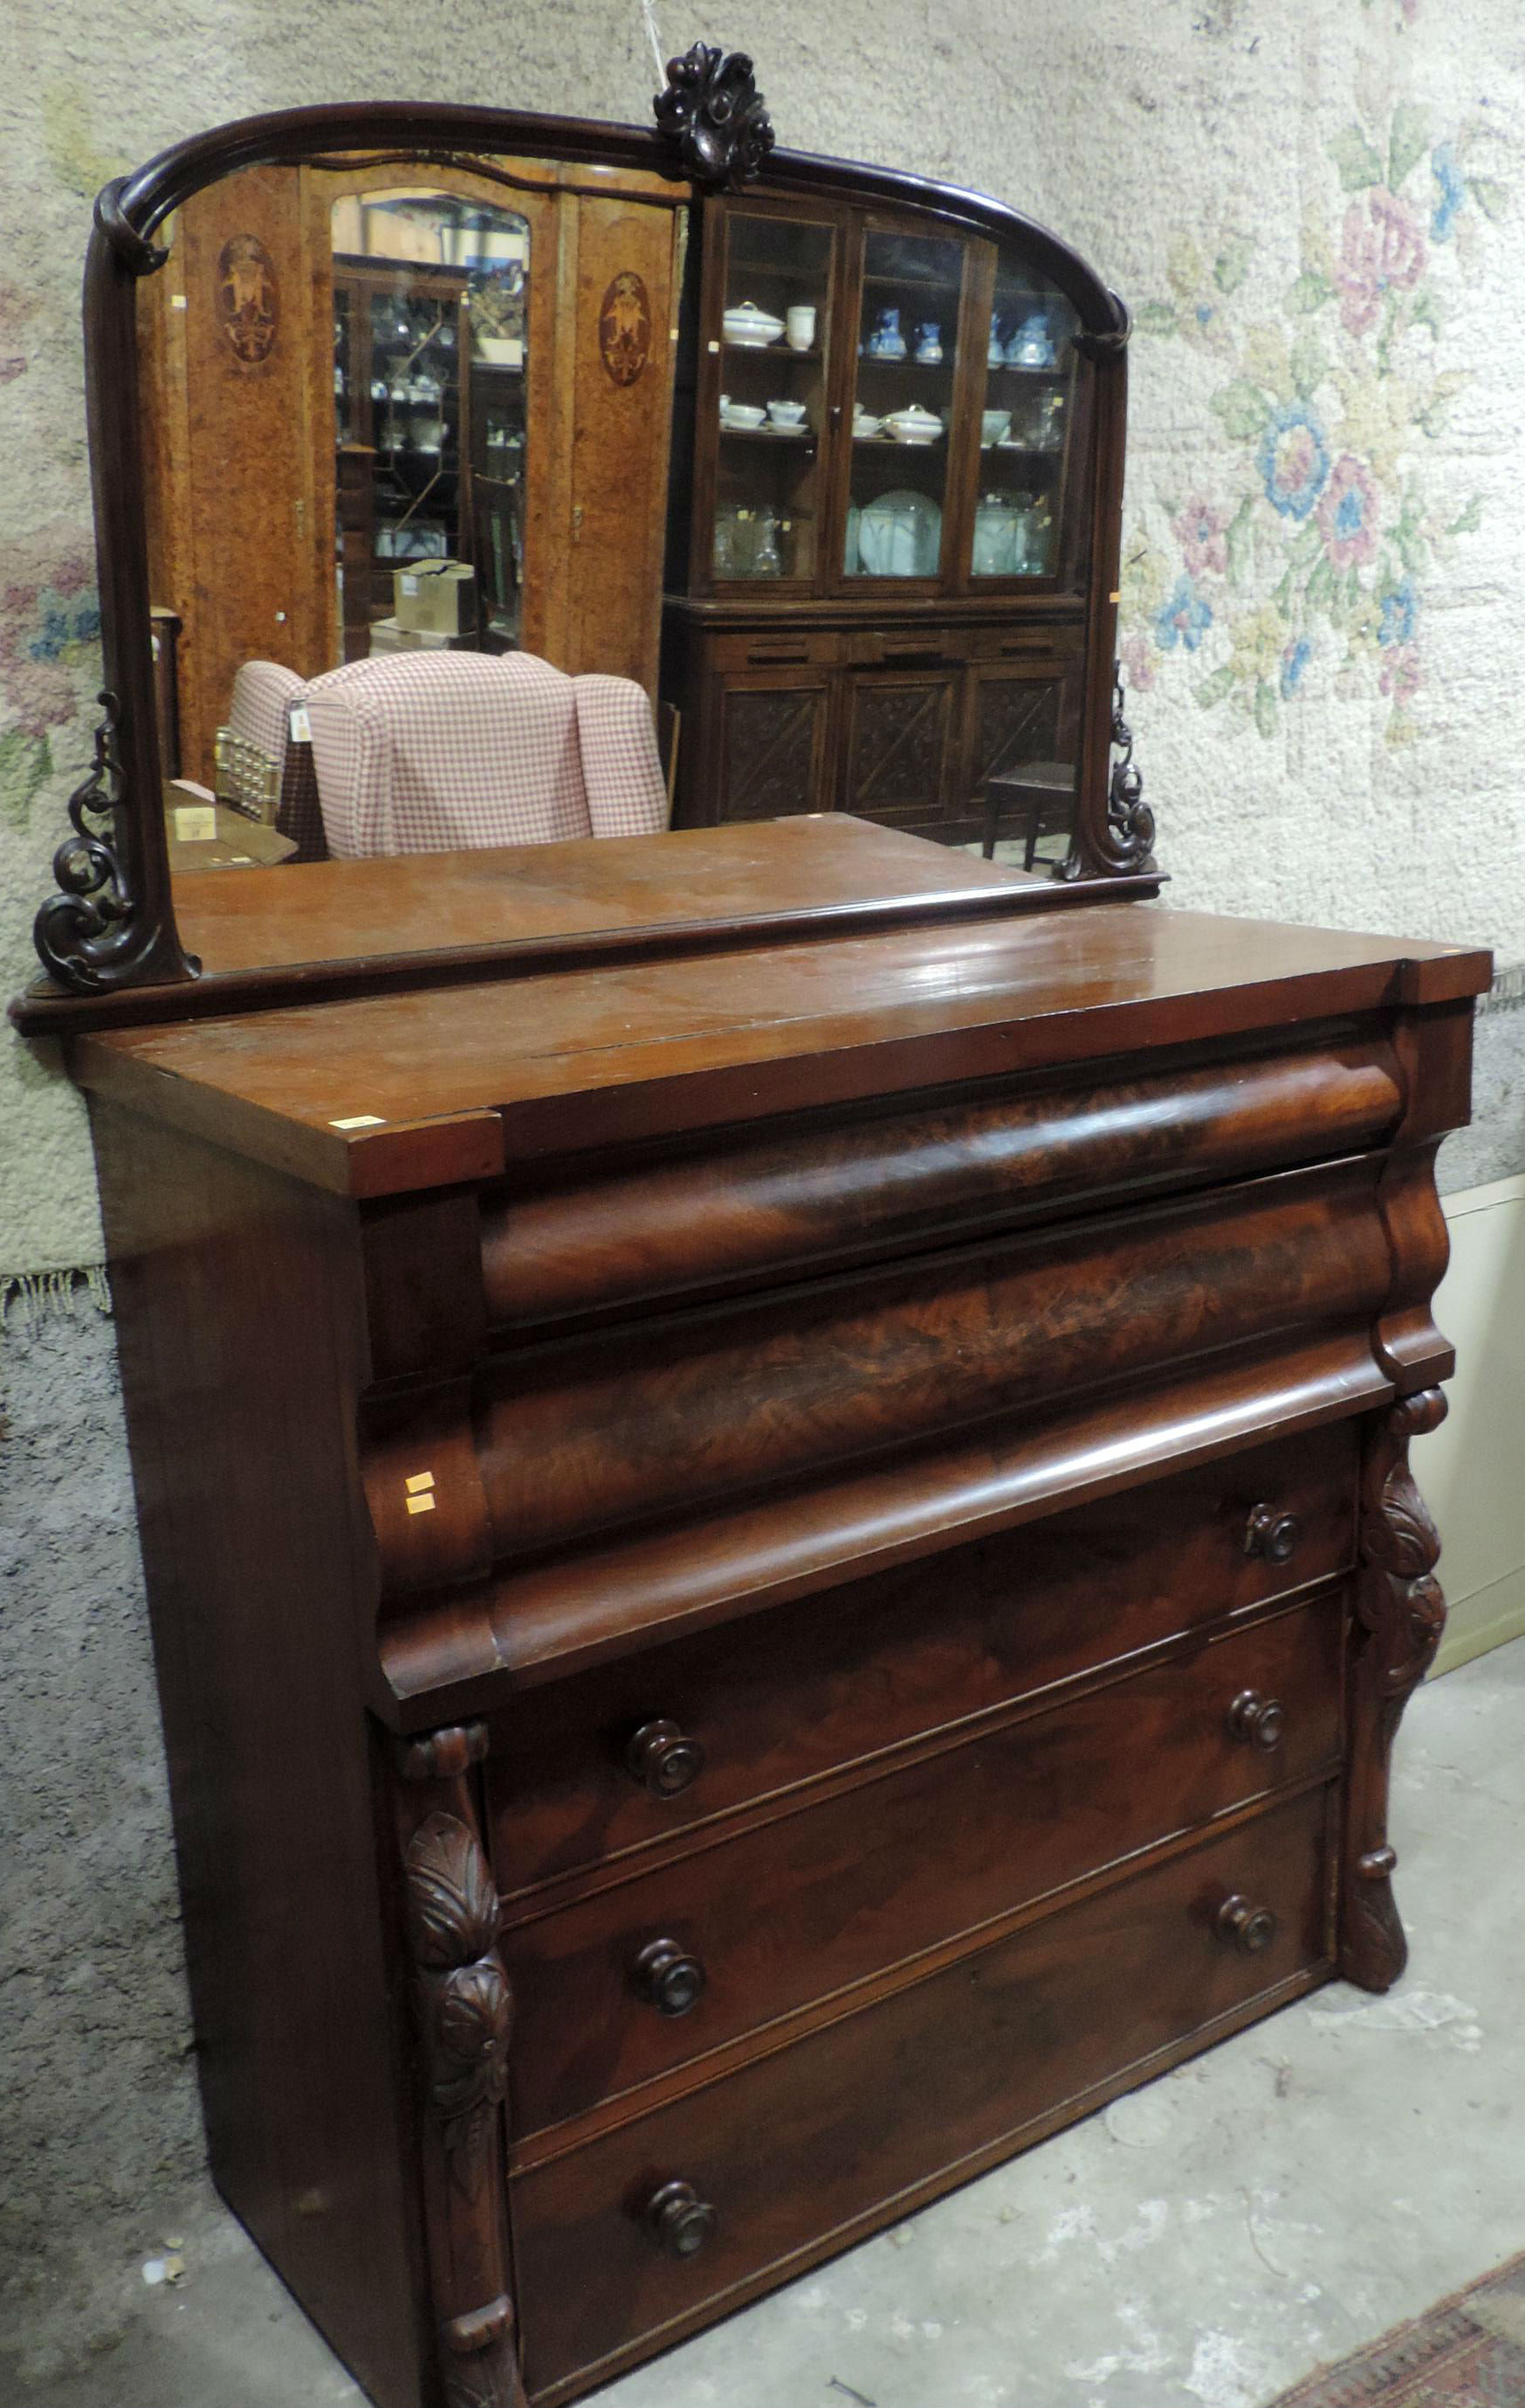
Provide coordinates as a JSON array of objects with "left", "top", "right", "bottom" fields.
[{"left": 2, "top": 0, "right": 1522, "bottom": 2377}]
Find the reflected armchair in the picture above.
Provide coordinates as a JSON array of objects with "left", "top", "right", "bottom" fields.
[{"left": 302, "top": 651, "right": 670, "bottom": 859}]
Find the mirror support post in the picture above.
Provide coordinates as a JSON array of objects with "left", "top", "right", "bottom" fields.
[{"left": 32, "top": 207, "right": 200, "bottom": 996}]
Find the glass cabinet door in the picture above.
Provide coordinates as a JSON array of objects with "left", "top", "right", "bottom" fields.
[
  {"left": 844, "top": 227, "right": 967, "bottom": 584},
  {"left": 969, "top": 262, "right": 1080, "bottom": 584},
  {"left": 712, "top": 211, "right": 835, "bottom": 586},
  {"left": 333, "top": 289, "right": 354, "bottom": 445},
  {"left": 366, "top": 275, "right": 463, "bottom": 587}
]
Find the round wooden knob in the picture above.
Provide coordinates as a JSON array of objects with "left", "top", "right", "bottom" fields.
[
  {"left": 632, "top": 1938, "right": 707, "bottom": 2017},
  {"left": 626, "top": 1720, "right": 705, "bottom": 1799},
  {"left": 645, "top": 2178, "right": 718, "bottom": 2260},
  {"left": 1216, "top": 1893, "right": 1278, "bottom": 1954},
  {"left": 1227, "top": 1689, "right": 1287, "bottom": 1751},
  {"left": 1244, "top": 1504, "right": 1302, "bottom": 1565}
]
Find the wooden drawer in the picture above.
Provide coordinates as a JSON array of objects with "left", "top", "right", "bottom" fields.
[
  {"left": 967, "top": 619, "right": 1085, "bottom": 660},
  {"left": 510, "top": 1784, "right": 1333, "bottom": 2400},
  {"left": 477, "top": 1039, "right": 1403, "bottom": 1336},
  {"left": 487, "top": 1420, "right": 1357, "bottom": 1897},
  {"left": 706, "top": 628, "right": 845, "bottom": 670},
  {"left": 843, "top": 627, "right": 967, "bottom": 668},
  {"left": 468, "top": 1159, "right": 1387, "bottom": 1573},
  {"left": 502, "top": 1592, "right": 1343, "bottom": 2137}
]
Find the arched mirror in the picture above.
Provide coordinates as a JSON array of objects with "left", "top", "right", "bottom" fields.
[{"left": 12, "top": 57, "right": 1149, "bottom": 1037}]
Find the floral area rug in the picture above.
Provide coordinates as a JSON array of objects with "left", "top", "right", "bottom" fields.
[{"left": 1270, "top": 2252, "right": 1525, "bottom": 2405}]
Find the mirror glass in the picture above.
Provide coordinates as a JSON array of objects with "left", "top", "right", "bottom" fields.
[
  {"left": 100, "top": 127, "right": 1118, "bottom": 1007},
  {"left": 146, "top": 171, "right": 534, "bottom": 875},
  {"left": 330, "top": 189, "right": 529, "bottom": 669}
]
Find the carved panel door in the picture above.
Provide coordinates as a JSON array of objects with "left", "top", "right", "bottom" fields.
[
  {"left": 840, "top": 669, "right": 959, "bottom": 831},
  {"left": 714, "top": 671, "right": 834, "bottom": 820}
]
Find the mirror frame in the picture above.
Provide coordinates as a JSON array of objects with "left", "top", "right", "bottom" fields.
[{"left": 12, "top": 46, "right": 1149, "bottom": 1035}]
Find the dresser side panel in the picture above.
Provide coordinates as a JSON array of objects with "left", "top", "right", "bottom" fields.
[{"left": 86, "top": 1098, "right": 432, "bottom": 2408}]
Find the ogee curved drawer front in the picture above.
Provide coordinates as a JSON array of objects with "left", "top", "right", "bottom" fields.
[
  {"left": 479, "top": 1037, "right": 1402, "bottom": 1332},
  {"left": 509, "top": 1786, "right": 1334, "bottom": 2401},
  {"left": 500, "top": 1595, "right": 1343, "bottom": 2137},
  {"left": 488, "top": 1419, "right": 1356, "bottom": 1897},
  {"left": 472, "top": 1157, "right": 1389, "bottom": 1565}
]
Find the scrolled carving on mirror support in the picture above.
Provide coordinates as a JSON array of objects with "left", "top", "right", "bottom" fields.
[
  {"left": 33, "top": 694, "right": 139, "bottom": 991},
  {"left": 655, "top": 44, "right": 773, "bottom": 187},
  {"left": 1062, "top": 660, "right": 1152, "bottom": 881},
  {"left": 1105, "top": 664, "right": 1155, "bottom": 867}
]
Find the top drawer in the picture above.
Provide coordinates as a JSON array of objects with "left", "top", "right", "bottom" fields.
[
  {"left": 487, "top": 1418, "right": 1357, "bottom": 1902},
  {"left": 706, "top": 629, "right": 846, "bottom": 671},
  {"left": 477, "top": 1039, "right": 1402, "bottom": 1337}
]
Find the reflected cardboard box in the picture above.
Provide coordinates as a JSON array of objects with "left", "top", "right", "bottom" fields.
[
  {"left": 368, "top": 615, "right": 474, "bottom": 655},
  {"left": 393, "top": 560, "right": 476, "bottom": 635}
]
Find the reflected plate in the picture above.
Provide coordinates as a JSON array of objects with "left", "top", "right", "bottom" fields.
[{"left": 857, "top": 490, "right": 942, "bottom": 577}]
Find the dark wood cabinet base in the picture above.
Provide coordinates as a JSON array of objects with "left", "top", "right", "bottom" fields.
[{"left": 72, "top": 827, "right": 1487, "bottom": 2408}]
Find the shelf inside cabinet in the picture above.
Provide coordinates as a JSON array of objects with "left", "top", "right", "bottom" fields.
[
  {"left": 719, "top": 427, "right": 819, "bottom": 446},
  {"left": 861, "top": 269, "right": 964, "bottom": 291},
  {"left": 724, "top": 257, "right": 825, "bottom": 282}
]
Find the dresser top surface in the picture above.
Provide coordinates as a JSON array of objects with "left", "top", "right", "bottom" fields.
[
  {"left": 167, "top": 814, "right": 1048, "bottom": 976},
  {"left": 72, "top": 820, "right": 1490, "bottom": 1198}
]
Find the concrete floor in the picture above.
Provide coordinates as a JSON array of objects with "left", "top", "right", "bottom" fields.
[{"left": 21, "top": 1641, "right": 1524, "bottom": 2408}]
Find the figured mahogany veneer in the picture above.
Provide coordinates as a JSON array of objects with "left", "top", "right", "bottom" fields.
[
  {"left": 500, "top": 1594, "right": 1344, "bottom": 2141},
  {"left": 72, "top": 824, "right": 1488, "bottom": 2408},
  {"left": 510, "top": 1786, "right": 1335, "bottom": 2402},
  {"left": 488, "top": 1420, "right": 1357, "bottom": 1895}
]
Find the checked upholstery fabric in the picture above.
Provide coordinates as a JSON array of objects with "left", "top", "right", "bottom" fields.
[
  {"left": 223, "top": 652, "right": 670, "bottom": 861},
  {"left": 306, "top": 652, "right": 670, "bottom": 858}
]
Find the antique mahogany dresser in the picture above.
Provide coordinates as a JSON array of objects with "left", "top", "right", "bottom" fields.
[{"left": 10, "top": 47, "right": 1492, "bottom": 2408}]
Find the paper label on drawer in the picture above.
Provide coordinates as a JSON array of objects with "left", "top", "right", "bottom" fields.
[{"left": 172, "top": 805, "right": 217, "bottom": 841}]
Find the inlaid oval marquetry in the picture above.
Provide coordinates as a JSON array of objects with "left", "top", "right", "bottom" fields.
[
  {"left": 598, "top": 270, "right": 653, "bottom": 388},
  {"left": 216, "top": 233, "right": 279, "bottom": 367}
]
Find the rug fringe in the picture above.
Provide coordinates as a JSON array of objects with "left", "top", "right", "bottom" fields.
[{"left": 0, "top": 1266, "right": 113, "bottom": 1339}]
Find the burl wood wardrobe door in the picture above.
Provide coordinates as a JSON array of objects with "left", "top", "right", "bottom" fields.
[
  {"left": 547, "top": 176, "right": 685, "bottom": 702},
  {"left": 137, "top": 163, "right": 336, "bottom": 788}
]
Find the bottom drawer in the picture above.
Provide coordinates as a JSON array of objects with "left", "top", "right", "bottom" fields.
[{"left": 512, "top": 1785, "right": 1333, "bottom": 2399}]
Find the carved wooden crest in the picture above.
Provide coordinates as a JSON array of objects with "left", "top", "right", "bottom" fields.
[
  {"left": 655, "top": 44, "right": 774, "bottom": 187},
  {"left": 216, "top": 233, "right": 278, "bottom": 367},
  {"left": 599, "top": 271, "right": 653, "bottom": 388}
]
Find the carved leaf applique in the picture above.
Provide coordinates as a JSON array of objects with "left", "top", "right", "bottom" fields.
[
  {"left": 406, "top": 1811, "right": 501, "bottom": 1967},
  {"left": 1373, "top": 1466, "right": 1441, "bottom": 1578}
]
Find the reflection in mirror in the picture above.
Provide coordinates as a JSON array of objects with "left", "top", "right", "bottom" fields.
[
  {"left": 329, "top": 188, "right": 529, "bottom": 666},
  {"left": 142, "top": 172, "right": 532, "bottom": 875}
]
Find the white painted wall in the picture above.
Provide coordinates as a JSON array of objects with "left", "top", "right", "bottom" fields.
[{"left": 1417, "top": 1174, "right": 1525, "bottom": 1674}]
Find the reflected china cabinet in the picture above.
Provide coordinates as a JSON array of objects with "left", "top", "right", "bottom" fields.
[
  {"left": 331, "top": 251, "right": 527, "bottom": 661},
  {"left": 663, "top": 190, "right": 1101, "bottom": 853}
]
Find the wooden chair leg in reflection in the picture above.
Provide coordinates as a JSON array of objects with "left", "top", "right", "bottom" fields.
[{"left": 981, "top": 760, "right": 1078, "bottom": 870}]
